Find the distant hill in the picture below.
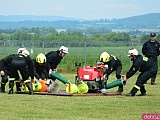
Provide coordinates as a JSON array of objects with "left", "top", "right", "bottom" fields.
[
  {"left": 0, "top": 13, "right": 160, "bottom": 30},
  {"left": 0, "top": 15, "right": 84, "bottom": 22}
]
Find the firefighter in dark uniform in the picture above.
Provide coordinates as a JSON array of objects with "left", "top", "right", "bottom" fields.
[
  {"left": 45, "top": 46, "right": 69, "bottom": 74},
  {"left": 100, "top": 52, "right": 123, "bottom": 93},
  {"left": 1, "top": 48, "right": 34, "bottom": 94},
  {"left": 0, "top": 55, "right": 21, "bottom": 93},
  {"left": 123, "top": 48, "right": 157, "bottom": 96},
  {"left": 142, "top": 32, "right": 160, "bottom": 85},
  {"left": 33, "top": 53, "right": 51, "bottom": 81}
]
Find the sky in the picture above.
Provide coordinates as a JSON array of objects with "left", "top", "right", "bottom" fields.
[{"left": 0, "top": 0, "right": 160, "bottom": 20}]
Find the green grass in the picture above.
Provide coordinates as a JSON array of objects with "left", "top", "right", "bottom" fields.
[{"left": 0, "top": 73, "right": 160, "bottom": 120}]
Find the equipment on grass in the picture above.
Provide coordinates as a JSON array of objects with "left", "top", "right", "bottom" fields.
[
  {"left": 23, "top": 82, "right": 35, "bottom": 92},
  {"left": 34, "top": 81, "right": 42, "bottom": 92},
  {"left": 49, "top": 72, "right": 80, "bottom": 94},
  {"left": 75, "top": 62, "right": 125, "bottom": 93},
  {"left": 77, "top": 81, "right": 89, "bottom": 94},
  {"left": 39, "top": 80, "right": 47, "bottom": 92},
  {"left": 47, "top": 81, "right": 59, "bottom": 93},
  {"left": 66, "top": 83, "right": 78, "bottom": 94}
]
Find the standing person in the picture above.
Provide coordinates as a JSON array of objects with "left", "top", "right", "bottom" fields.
[
  {"left": 45, "top": 46, "right": 69, "bottom": 73},
  {"left": 100, "top": 52, "right": 123, "bottom": 93},
  {"left": 0, "top": 48, "right": 34, "bottom": 94},
  {"left": 142, "top": 32, "right": 160, "bottom": 85},
  {"left": 123, "top": 48, "right": 157, "bottom": 97}
]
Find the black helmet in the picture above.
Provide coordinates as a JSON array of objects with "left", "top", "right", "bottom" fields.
[{"left": 150, "top": 32, "right": 156, "bottom": 37}]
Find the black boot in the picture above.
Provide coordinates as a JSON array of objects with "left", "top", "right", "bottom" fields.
[
  {"left": 26, "top": 82, "right": 34, "bottom": 95},
  {"left": 8, "top": 80, "right": 14, "bottom": 94},
  {"left": 138, "top": 86, "right": 146, "bottom": 96},
  {"left": 125, "top": 87, "right": 138, "bottom": 97},
  {"left": 116, "top": 85, "right": 123, "bottom": 94},
  {"left": 151, "top": 76, "right": 156, "bottom": 85},
  {"left": 0, "top": 83, "right": 6, "bottom": 93},
  {"left": 16, "top": 82, "right": 21, "bottom": 92}
]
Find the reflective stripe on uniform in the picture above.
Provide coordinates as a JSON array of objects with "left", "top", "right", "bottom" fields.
[
  {"left": 9, "top": 78, "right": 15, "bottom": 81},
  {"left": 134, "top": 85, "right": 140, "bottom": 90}
]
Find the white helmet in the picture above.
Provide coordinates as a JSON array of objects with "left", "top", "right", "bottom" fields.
[
  {"left": 17, "top": 48, "right": 30, "bottom": 56},
  {"left": 59, "top": 46, "right": 69, "bottom": 54},
  {"left": 128, "top": 48, "right": 138, "bottom": 56},
  {"left": 17, "top": 48, "right": 26, "bottom": 54}
]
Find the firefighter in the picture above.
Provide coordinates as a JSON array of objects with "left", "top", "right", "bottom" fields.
[
  {"left": 45, "top": 46, "right": 69, "bottom": 79},
  {"left": 100, "top": 52, "right": 123, "bottom": 93},
  {"left": 33, "top": 53, "right": 51, "bottom": 81},
  {"left": 1, "top": 48, "right": 34, "bottom": 94},
  {"left": 0, "top": 53, "right": 22, "bottom": 93},
  {"left": 123, "top": 48, "right": 157, "bottom": 97},
  {"left": 142, "top": 32, "right": 160, "bottom": 85}
]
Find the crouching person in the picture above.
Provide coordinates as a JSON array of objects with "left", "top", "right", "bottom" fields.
[
  {"left": 123, "top": 48, "right": 157, "bottom": 97},
  {"left": 0, "top": 55, "right": 22, "bottom": 93},
  {"left": 33, "top": 53, "right": 59, "bottom": 93},
  {"left": 4, "top": 48, "right": 34, "bottom": 95}
]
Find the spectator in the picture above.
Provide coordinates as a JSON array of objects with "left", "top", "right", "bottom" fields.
[{"left": 142, "top": 32, "right": 160, "bottom": 85}]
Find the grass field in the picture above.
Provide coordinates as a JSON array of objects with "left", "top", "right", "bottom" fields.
[{"left": 0, "top": 73, "right": 160, "bottom": 120}]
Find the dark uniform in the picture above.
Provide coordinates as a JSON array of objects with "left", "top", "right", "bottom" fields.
[
  {"left": 0, "top": 53, "right": 34, "bottom": 94},
  {"left": 0, "top": 54, "right": 16, "bottom": 92},
  {"left": 103, "top": 55, "right": 123, "bottom": 93},
  {"left": 33, "top": 59, "right": 50, "bottom": 80},
  {"left": 126, "top": 55, "right": 157, "bottom": 96},
  {"left": 142, "top": 33, "right": 160, "bottom": 84},
  {"left": 46, "top": 50, "right": 63, "bottom": 71}
]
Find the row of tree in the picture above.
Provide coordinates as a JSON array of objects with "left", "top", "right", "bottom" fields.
[{"left": 0, "top": 27, "right": 159, "bottom": 44}]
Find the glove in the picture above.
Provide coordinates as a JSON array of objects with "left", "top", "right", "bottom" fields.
[{"left": 103, "top": 74, "right": 108, "bottom": 80}]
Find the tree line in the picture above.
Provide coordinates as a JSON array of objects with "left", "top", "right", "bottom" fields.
[{"left": 0, "top": 27, "right": 159, "bottom": 46}]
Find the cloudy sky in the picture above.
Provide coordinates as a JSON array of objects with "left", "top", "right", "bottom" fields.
[{"left": 0, "top": 0, "right": 160, "bottom": 20}]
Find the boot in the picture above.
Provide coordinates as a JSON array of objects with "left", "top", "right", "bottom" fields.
[
  {"left": 125, "top": 87, "right": 138, "bottom": 97},
  {"left": 151, "top": 78, "right": 155, "bottom": 85},
  {"left": 8, "top": 80, "right": 14, "bottom": 94},
  {"left": 116, "top": 85, "right": 123, "bottom": 94},
  {"left": 138, "top": 86, "right": 146, "bottom": 96},
  {"left": 16, "top": 82, "right": 21, "bottom": 92},
  {"left": 0, "top": 83, "right": 6, "bottom": 93},
  {"left": 26, "top": 82, "right": 34, "bottom": 95}
]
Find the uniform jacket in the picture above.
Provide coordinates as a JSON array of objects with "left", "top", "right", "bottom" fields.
[
  {"left": 0, "top": 54, "right": 34, "bottom": 79},
  {"left": 33, "top": 59, "right": 51, "bottom": 80},
  {"left": 103, "top": 55, "right": 122, "bottom": 76},
  {"left": 0, "top": 54, "right": 15, "bottom": 73},
  {"left": 142, "top": 40, "right": 160, "bottom": 59},
  {"left": 126, "top": 55, "right": 155, "bottom": 79},
  {"left": 45, "top": 50, "right": 62, "bottom": 70}
]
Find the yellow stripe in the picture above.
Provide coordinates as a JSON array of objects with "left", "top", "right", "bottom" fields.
[
  {"left": 15, "top": 80, "right": 20, "bottom": 82},
  {"left": 134, "top": 85, "right": 140, "bottom": 90},
  {"left": 9, "top": 78, "right": 15, "bottom": 81}
]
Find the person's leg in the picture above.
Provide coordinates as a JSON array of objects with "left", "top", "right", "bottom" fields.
[
  {"left": 151, "top": 60, "right": 158, "bottom": 85},
  {"left": 125, "top": 70, "right": 154, "bottom": 97},
  {"left": 1, "top": 74, "right": 8, "bottom": 93},
  {"left": 19, "top": 68, "right": 33, "bottom": 95},
  {"left": 139, "top": 85, "right": 146, "bottom": 96},
  {"left": 9, "top": 68, "right": 19, "bottom": 94},
  {"left": 116, "top": 66, "right": 123, "bottom": 93}
]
